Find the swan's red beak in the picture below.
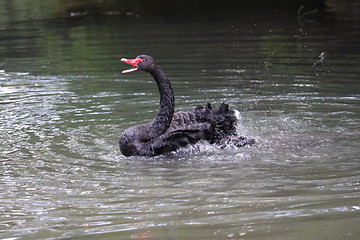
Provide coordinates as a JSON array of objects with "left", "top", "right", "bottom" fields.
[{"left": 121, "top": 58, "right": 143, "bottom": 73}]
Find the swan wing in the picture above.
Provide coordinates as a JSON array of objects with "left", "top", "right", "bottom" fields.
[{"left": 151, "top": 122, "right": 214, "bottom": 155}]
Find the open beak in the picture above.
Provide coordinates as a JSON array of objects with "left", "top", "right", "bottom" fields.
[{"left": 121, "top": 58, "right": 143, "bottom": 73}]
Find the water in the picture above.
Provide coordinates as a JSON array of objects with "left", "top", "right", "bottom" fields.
[{"left": 1, "top": 3, "right": 360, "bottom": 240}]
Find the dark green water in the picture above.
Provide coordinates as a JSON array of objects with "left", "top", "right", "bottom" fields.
[{"left": 1, "top": 2, "right": 360, "bottom": 240}]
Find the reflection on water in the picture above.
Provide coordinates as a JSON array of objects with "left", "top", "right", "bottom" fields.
[{"left": 1, "top": 2, "right": 360, "bottom": 240}]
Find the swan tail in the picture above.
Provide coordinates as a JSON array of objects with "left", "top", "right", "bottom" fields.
[
  {"left": 211, "top": 103, "right": 238, "bottom": 141},
  {"left": 211, "top": 103, "right": 256, "bottom": 147}
]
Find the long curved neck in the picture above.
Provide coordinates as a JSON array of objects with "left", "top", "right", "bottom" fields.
[{"left": 148, "top": 65, "right": 175, "bottom": 137}]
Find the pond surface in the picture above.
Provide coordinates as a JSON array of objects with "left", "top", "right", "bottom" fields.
[{"left": 1, "top": 4, "right": 360, "bottom": 240}]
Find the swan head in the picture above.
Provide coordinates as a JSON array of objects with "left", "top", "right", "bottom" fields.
[{"left": 121, "top": 55, "right": 157, "bottom": 73}]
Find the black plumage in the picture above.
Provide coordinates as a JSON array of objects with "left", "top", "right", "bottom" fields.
[{"left": 119, "top": 55, "right": 254, "bottom": 156}]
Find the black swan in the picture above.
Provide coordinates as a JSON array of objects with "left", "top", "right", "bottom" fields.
[{"left": 119, "top": 55, "right": 254, "bottom": 156}]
